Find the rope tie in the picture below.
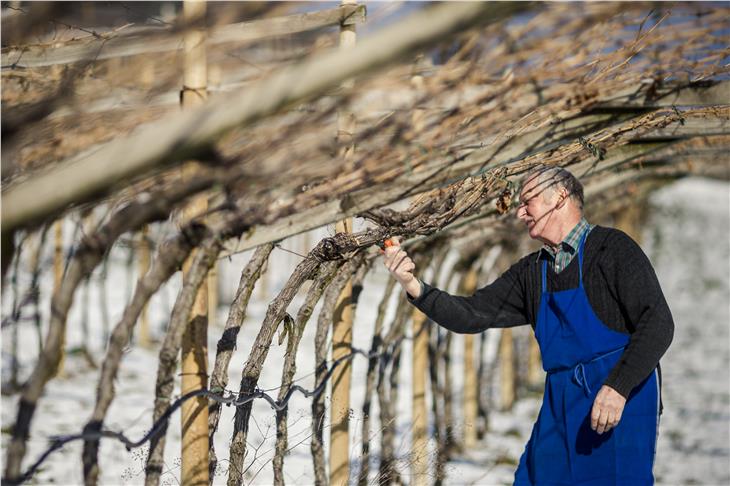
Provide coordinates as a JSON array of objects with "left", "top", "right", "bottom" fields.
[{"left": 572, "top": 362, "right": 592, "bottom": 397}]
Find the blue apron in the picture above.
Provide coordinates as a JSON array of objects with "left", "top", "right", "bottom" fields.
[{"left": 514, "top": 231, "right": 660, "bottom": 485}]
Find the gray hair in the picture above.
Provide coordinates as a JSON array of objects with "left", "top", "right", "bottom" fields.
[{"left": 521, "top": 165, "right": 585, "bottom": 209}]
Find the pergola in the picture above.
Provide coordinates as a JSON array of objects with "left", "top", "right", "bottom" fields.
[{"left": 2, "top": 2, "right": 728, "bottom": 485}]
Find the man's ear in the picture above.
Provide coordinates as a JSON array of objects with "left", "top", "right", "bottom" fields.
[{"left": 556, "top": 188, "right": 569, "bottom": 209}]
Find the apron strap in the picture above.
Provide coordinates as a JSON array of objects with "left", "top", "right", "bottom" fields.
[{"left": 577, "top": 228, "right": 590, "bottom": 287}]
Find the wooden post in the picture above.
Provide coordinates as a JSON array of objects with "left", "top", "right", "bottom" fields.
[
  {"left": 614, "top": 202, "right": 645, "bottom": 244},
  {"left": 487, "top": 244, "right": 516, "bottom": 411},
  {"left": 329, "top": 217, "right": 354, "bottom": 486},
  {"left": 329, "top": 3, "right": 357, "bottom": 484},
  {"left": 138, "top": 226, "right": 152, "bottom": 348},
  {"left": 141, "top": 60, "right": 155, "bottom": 89},
  {"left": 463, "top": 336, "right": 478, "bottom": 445},
  {"left": 411, "top": 309, "right": 429, "bottom": 486},
  {"left": 499, "top": 329, "right": 516, "bottom": 411},
  {"left": 180, "top": 2, "right": 209, "bottom": 485},
  {"left": 329, "top": 220, "right": 353, "bottom": 486},
  {"left": 53, "top": 219, "right": 66, "bottom": 378},
  {"left": 461, "top": 265, "right": 479, "bottom": 448},
  {"left": 526, "top": 337, "right": 542, "bottom": 388},
  {"left": 54, "top": 219, "right": 63, "bottom": 304},
  {"left": 208, "top": 260, "right": 218, "bottom": 328}
]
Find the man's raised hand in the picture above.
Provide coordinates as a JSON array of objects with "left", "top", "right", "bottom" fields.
[{"left": 381, "top": 237, "right": 421, "bottom": 298}]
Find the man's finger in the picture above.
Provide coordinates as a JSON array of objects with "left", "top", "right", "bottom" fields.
[
  {"left": 596, "top": 410, "right": 611, "bottom": 435},
  {"left": 610, "top": 411, "right": 622, "bottom": 429},
  {"left": 386, "top": 251, "right": 403, "bottom": 272},
  {"left": 390, "top": 253, "right": 409, "bottom": 273},
  {"left": 591, "top": 404, "right": 601, "bottom": 431},
  {"left": 384, "top": 247, "right": 402, "bottom": 265}
]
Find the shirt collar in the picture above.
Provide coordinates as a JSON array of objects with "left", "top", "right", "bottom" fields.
[{"left": 538, "top": 218, "right": 591, "bottom": 261}]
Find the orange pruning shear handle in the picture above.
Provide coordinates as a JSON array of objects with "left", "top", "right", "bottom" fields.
[{"left": 377, "top": 238, "right": 397, "bottom": 252}]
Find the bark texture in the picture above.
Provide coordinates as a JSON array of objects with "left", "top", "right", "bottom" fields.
[
  {"left": 273, "top": 260, "right": 342, "bottom": 486},
  {"left": 208, "top": 242, "right": 275, "bottom": 478},
  {"left": 145, "top": 237, "right": 222, "bottom": 486}
]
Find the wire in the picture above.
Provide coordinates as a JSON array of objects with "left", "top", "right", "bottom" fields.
[
  {"left": 5, "top": 344, "right": 394, "bottom": 485},
  {"left": 273, "top": 243, "right": 309, "bottom": 259}
]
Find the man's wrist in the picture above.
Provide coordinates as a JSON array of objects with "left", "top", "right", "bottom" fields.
[{"left": 403, "top": 278, "right": 422, "bottom": 299}]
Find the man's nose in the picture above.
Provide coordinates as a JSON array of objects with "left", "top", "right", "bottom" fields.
[{"left": 516, "top": 205, "right": 527, "bottom": 220}]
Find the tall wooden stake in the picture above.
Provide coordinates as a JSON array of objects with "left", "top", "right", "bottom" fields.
[
  {"left": 499, "top": 329, "right": 516, "bottom": 411},
  {"left": 208, "top": 260, "right": 218, "bottom": 328},
  {"left": 461, "top": 266, "right": 479, "bottom": 448},
  {"left": 180, "top": 2, "right": 209, "bottom": 485},
  {"left": 53, "top": 219, "right": 66, "bottom": 377},
  {"left": 329, "top": 223, "right": 353, "bottom": 485},
  {"left": 138, "top": 226, "right": 152, "bottom": 348},
  {"left": 408, "top": 57, "right": 430, "bottom": 486},
  {"left": 614, "top": 202, "right": 645, "bottom": 244},
  {"left": 329, "top": 3, "right": 357, "bottom": 483},
  {"left": 411, "top": 309, "right": 429, "bottom": 486},
  {"left": 492, "top": 245, "right": 517, "bottom": 411},
  {"left": 526, "top": 337, "right": 542, "bottom": 388}
]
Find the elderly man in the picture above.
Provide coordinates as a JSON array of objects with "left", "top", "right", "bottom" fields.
[{"left": 383, "top": 165, "right": 673, "bottom": 485}]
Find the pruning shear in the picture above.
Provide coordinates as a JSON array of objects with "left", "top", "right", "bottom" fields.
[{"left": 377, "top": 238, "right": 398, "bottom": 253}]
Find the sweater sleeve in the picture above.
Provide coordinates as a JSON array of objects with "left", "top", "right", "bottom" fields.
[
  {"left": 601, "top": 230, "right": 674, "bottom": 399},
  {"left": 406, "top": 258, "right": 531, "bottom": 334}
]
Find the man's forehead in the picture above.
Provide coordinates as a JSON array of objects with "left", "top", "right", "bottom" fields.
[{"left": 520, "top": 177, "right": 540, "bottom": 199}]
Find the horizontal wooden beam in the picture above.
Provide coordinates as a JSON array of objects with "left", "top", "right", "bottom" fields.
[
  {"left": 2, "top": 2, "right": 524, "bottom": 234},
  {"left": 1, "top": 4, "right": 366, "bottom": 68}
]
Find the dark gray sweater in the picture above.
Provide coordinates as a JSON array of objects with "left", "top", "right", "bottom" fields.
[{"left": 407, "top": 226, "right": 674, "bottom": 401}]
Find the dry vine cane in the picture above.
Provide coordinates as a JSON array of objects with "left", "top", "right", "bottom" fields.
[
  {"left": 81, "top": 227, "right": 212, "bottom": 485},
  {"left": 272, "top": 259, "right": 342, "bottom": 486},
  {"left": 310, "top": 255, "right": 367, "bottom": 486},
  {"left": 4, "top": 186, "right": 213, "bottom": 483},
  {"left": 8, "top": 345, "right": 382, "bottom": 486},
  {"left": 208, "top": 242, "right": 275, "bottom": 478}
]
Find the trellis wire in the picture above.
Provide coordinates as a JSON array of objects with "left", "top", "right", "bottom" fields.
[{"left": 7, "top": 344, "right": 395, "bottom": 485}]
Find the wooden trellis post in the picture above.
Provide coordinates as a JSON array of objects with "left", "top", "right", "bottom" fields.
[
  {"left": 411, "top": 308, "right": 429, "bottom": 486},
  {"left": 208, "top": 259, "right": 218, "bottom": 328},
  {"left": 461, "top": 263, "right": 479, "bottom": 448},
  {"left": 496, "top": 245, "right": 517, "bottom": 411},
  {"left": 499, "top": 330, "right": 516, "bottom": 410},
  {"left": 53, "top": 219, "right": 66, "bottom": 378},
  {"left": 329, "top": 2, "right": 358, "bottom": 484},
  {"left": 329, "top": 219, "right": 353, "bottom": 486},
  {"left": 526, "top": 337, "right": 543, "bottom": 388},
  {"left": 409, "top": 55, "right": 430, "bottom": 486},
  {"left": 137, "top": 226, "right": 152, "bottom": 348},
  {"left": 180, "top": 1, "right": 209, "bottom": 485},
  {"left": 614, "top": 201, "right": 646, "bottom": 244}
]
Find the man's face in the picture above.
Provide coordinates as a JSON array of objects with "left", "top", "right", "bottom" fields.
[{"left": 516, "top": 177, "right": 561, "bottom": 242}]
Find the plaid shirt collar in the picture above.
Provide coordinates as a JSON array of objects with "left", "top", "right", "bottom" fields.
[{"left": 538, "top": 218, "right": 593, "bottom": 271}]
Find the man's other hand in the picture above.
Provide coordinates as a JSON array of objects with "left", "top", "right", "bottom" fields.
[{"left": 591, "top": 385, "right": 626, "bottom": 434}]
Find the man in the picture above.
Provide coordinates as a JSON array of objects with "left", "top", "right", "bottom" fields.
[{"left": 383, "top": 165, "right": 673, "bottom": 485}]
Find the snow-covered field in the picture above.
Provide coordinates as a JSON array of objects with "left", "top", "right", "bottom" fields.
[{"left": 2, "top": 177, "right": 729, "bottom": 485}]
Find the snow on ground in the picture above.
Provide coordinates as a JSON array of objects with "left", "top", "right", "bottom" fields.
[
  {"left": 645, "top": 178, "right": 730, "bottom": 486},
  {"left": 2, "top": 177, "right": 729, "bottom": 485}
]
